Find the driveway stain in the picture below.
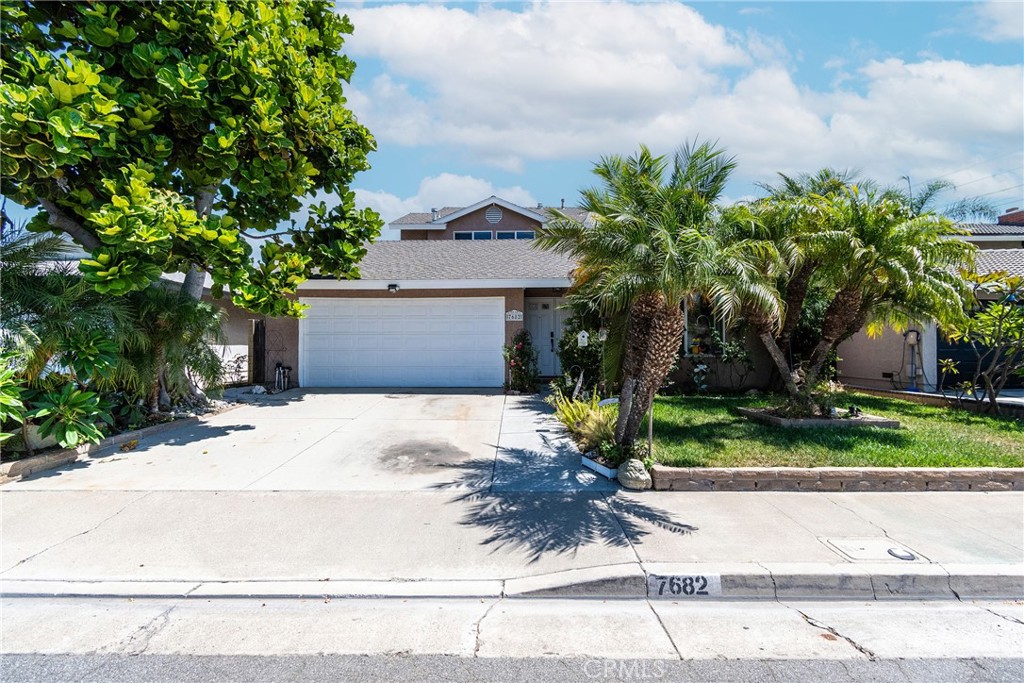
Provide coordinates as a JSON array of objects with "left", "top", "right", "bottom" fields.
[{"left": 378, "top": 439, "right": 471, "bottom": 473}]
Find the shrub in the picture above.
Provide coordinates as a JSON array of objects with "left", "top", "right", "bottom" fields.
[
  {"left": 577, "top": 406, "right": 617, "bottom": 452},
  {"left": 503, "top": 329, "right": 539, "bottom": 392},
  {"left": 556, "top": 313, "right": 604, "bottom": 394}
]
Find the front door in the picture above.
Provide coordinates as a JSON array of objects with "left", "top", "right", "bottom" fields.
[{"left": 525, "top": 298, "right": 569, "bottom": 376}]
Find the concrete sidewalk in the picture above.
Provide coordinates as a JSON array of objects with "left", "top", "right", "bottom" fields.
[{"left": 2, "top": 488, "right": 1021, "bottom": 600}]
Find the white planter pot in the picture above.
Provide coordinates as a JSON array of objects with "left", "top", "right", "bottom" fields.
[{"left": 581, "top": 452, "right": 619, "bottom": 480}]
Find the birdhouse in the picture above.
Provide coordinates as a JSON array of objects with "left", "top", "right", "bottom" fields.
[{"left": 577, "top": 330, "right": 590, "bottom": 347}]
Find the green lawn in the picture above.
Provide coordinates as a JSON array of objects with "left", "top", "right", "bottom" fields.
[{"left": 651, "top": 393, "right": 1024, "bottom": 468}]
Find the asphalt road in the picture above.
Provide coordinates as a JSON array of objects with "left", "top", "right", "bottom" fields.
[{"left": 3, "top": 653, "right": 1022, "bottom": 683}]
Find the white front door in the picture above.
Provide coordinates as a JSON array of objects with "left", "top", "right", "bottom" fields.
[
  {"left": 299, "top": 297, "right": 505, "bottom": 387},
  {"left": 525, "top": 298, "right": 569, "bottom": 376}
]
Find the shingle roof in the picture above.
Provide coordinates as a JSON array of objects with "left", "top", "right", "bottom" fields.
[
  {"left": 345, "top": 240, "right": 574, "bottom": 281},
  {"left": 959, "top": 223, "right": 1024, "bottom": 236},
  {"left": 975, "top": 249, "right": 1024, "bottom": 278},
  {"left": 391, "top": 207, "right": 461, "bottom": 225}
]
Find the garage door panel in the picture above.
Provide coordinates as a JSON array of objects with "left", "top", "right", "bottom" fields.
[{"left": 300, "top": 297, "right": 505, "bottom": 387}]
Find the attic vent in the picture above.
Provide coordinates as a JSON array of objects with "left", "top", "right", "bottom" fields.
[{"left": 485, "top": 206, "right": 502, "bottom": 224}]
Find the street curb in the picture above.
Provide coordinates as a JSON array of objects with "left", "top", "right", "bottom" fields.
[
  {"left": 3, "top": 564, "right": 1020, "bottom": 601},
  {"left": 0, "top": 404, "right": 241, "bottom": 485}
]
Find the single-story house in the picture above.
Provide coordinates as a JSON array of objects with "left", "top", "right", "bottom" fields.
[
  {"left": 837, "top": 208, "right": 1024, "bottom": 392},
  {"left": 253, "top": 196, "right": 580, "bottom": 388}
]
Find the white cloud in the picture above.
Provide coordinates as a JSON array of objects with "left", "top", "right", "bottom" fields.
[
  {"left": 355, "top": 173, "right": 537, "bottom": 239},
  {"left": 343, "top": 2, "right": 1022, "bottom": 206},
  {"left": 346, "top": 2, "right": 746, "bottom": 166},
  {"left": 970, "top": 1, "right": 1024, "bottom": 42}
]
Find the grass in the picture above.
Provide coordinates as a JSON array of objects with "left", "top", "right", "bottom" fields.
[{"left": 650, "top": 392, "right": 1024, "bottom": 468}]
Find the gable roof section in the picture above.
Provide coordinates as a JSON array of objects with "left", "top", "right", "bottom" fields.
[
  {"left": 389, "top": 196, "right": 587, "bottom": 230},
  {"left": 301, "top": 240, "right": 575, "bottom": 290}
]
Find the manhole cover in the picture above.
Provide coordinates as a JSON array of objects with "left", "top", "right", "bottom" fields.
[{"left": 823, "top": 537, "right": 927, "bottom": 562}]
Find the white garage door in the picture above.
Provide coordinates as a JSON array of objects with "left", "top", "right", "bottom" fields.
[{"left": 299, "top": 297, "right": 505, "bottom": 388}]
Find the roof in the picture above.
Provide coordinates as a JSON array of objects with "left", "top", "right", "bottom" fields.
[
  {"left": 975, "top": 249, "right": 1024, "bottom": 278},
  {"left": 959, "top": 223, "right": 1024, "bottom": 236},
  {"left": 390, "top": 196, "right": 588, "bottom": 229},
  {"left": 344, "top": 240, "right": 574, "bottom": 281}
]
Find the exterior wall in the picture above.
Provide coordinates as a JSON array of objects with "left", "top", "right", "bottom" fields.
[
  {"left": 205, "top": 297, "right": 256, "bottom": 384},
  {"left": 838, "top": 324, "right": 937, "bottom": 392},
  {"left": 399, "top": 206, "right": 544, "bottom": 241},
  {"left": 667, "top": 328, "right": 774, "bottom": 392},
  {"left": 265, "top": 288, "right": 526, "bottom": 387}
]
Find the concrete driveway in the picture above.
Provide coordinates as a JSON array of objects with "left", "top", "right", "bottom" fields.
[{"left": 3, "top": 389, "right": 616, "bottom": 493}]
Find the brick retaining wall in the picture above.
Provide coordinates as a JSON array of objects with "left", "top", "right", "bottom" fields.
[{"left": 651, "top": 466, "right": 1024, "bottom": 492}]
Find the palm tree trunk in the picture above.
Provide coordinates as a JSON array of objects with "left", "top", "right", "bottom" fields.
[
  {"left": 804, "top": 288, "right": 863, "bottom": 388},
  {"left": 758, "top": 330, "right": 801, "bottom": 397},
  {"left": 777, "top": 262, "right": 814, "bottom": 359},
  {"left": 148, "top": 342, "right": 165, "bottom": 414},
  {"left": 615, "top": 293, "right": 685, "bottom": 449}
]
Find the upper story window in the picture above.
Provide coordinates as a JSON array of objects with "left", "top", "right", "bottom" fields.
[
  {"left": 453, "top": 231, "right": 493, "bottom": 240},
  {"left": 496, "top": 231, "right": 536, "bottom": 240}
]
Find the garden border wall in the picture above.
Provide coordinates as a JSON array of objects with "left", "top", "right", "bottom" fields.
[{"left": 651, "top": 465, "right": 1024, "bottom": 492}]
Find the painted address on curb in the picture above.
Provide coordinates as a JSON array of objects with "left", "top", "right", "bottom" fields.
[{"left": 647, "top": 574, "right": 722, "bottom": 598}]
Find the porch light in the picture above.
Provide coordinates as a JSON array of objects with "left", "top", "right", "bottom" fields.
[{"left": 388, "top": 283, "right": 400, "bottom": 293}]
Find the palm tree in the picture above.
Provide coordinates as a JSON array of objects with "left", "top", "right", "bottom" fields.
[
  {"left": 799, "top": 183, "right": 974, "bottom": 388},
  {"left": 744, "top": 169, "right": 857, "bottom": 395},
  {"left": 538, "top": 142, "right": 777, "bottom": 448}
]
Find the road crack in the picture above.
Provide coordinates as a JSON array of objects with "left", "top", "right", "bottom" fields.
[
  {"left": 472, "top": 597, "right": 501, "bottom": 657},
  {"left": 794, "top": 609, "right": 877, "bottom": 660}
]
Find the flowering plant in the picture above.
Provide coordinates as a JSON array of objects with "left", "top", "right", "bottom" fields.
[{"left": 503, "top": 329, "right": 539, "bottom": 392}]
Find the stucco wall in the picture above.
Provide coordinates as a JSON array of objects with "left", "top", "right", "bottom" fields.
[
  {"left": 838, "top": 324, "right": 938, "bottom": 391},
  {"left": 263, "top": 288, "right": 526, "bottom": 387},
  {"left": 667, "top": 328, "right": 775, "bottom": 392}
]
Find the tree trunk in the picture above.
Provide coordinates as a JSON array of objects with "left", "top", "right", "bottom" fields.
[
  {"left": 615, "top": 293, "right": 685, "bottom": 449},
  {"left": 148, "top": 343, "right": 165, "bottom": 414},
  {"left": 180, "top": 186, "right": 217, "bottom": 301},
  {"left": 758, "top": 330, "right": 801, "bottom": 397},
  {"left": 37, "top": 197, "right": 101, "bottom": 251},
  {"left": 803, "top": 288, "right": 863, "bottom": 388},
  {"left": 777, "top": 262, "right": 814, "bottom": 359}
]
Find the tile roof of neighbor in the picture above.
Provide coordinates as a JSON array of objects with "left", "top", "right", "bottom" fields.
[
  {"left": 391, "top": 204, "right": 589, "bottom": 226},
  {"left": 348, "top": 240, "right": 575, "bottom": 281},
  {"left": 960, "top": 223, "right": 1024, "bottom": 236},
  {"left": 975, "top": 249, "right": 1024, "bottom": 278}
]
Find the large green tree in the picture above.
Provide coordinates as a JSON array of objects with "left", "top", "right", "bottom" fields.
[
  {"left": 539, "top": 143, "right": 779, "bottom": 448},
  {"left": 1, "top": 0, "right": 380, "bottom": 316}
]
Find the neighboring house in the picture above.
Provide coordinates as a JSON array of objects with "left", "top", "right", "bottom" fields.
[
  {"left": 837, "top": 208, "right": 1024, "bottom": 392},
  {"left": 256, "top": 196, "right": 579, "bottom": 388}
]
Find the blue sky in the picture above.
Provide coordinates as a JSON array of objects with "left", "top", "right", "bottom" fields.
[
  {"left": 338, "top": 1, "right": 1023, "bottom": 237},
  {"left": 6, "top": 2, "right": 1022, "bottom": 238}
]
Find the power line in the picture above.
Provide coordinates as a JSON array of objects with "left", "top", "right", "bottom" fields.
[
  {"left": 922, "top": 150, "right": 1024, "bottom": 184},
  {"left": 950, "top": 169, "right": 1020, "bottom": 190},
  {"left": 971, "top": 182, "right": 1024, "bottom": 199}
]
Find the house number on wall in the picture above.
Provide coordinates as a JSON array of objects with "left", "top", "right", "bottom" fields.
[{"left": 505, "top": 310, "right": 524, "bottom": 321}]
